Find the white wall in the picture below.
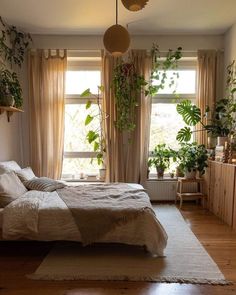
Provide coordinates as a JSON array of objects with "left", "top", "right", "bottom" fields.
[
  {"left": 224, "top": 22, "right": 236, "bottom": 67},
  {"left": 31, "top": 34, "right": 224, "bottom": 52},
  {"left": 0, "top": 22, "right": 22, "bottom": 164}
]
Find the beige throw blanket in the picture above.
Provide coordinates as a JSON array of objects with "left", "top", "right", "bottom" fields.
[{"left": 57, "top": 183, "right": 154, "bottom": 245}]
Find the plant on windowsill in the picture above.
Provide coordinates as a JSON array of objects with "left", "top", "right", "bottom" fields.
[
  {"left": 176, "top": 60, "right": 236, "bottom": 146},
  {"left": 150, "top": 144, "right": 173, "bottom": 179},
  {"left": 81, "top": 87, "right": 107, "bottom": 180},
  {"left": 113, "top": 45, "right": 182, "bottom": 132}
]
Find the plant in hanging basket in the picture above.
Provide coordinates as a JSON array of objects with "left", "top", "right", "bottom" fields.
[{"left": 113, "top": 61, "right": 148, "bottom": 131}]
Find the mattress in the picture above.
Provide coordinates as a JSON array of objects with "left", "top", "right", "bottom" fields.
[{"left": 1, "top": 183, "right": 167, "bottom": 255}]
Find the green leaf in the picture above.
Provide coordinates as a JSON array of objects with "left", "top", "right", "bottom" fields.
[
  {"left": 85, "top": 114, "right": 94, "bottom": 126},
  {"left": 80, "top": 88, "right": 92, "bottom": 97},
  {"left": 98, "top": 85, "right": 104, "bottom": 92},
  {"left": 85, "top": 100, "right": 92, "bottom": 109},
  {"left": 176, "top": 127, "right": 192, "bottom": 142},
  {"left": 177, "top": 100, "right": 201, "bottom": 126},
  {"left": 93, "top": 141, "right": 99, "bottom": 151},
  {"left": 86, "top": 130, "right": 99, "bottom": 143}
]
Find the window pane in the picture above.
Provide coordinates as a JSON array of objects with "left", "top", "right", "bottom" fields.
[
  {"left": 153, "top": 70, "right": 196, "bottom": 94},
  {"left": 66, "top": 71, "right": 101, "bottom": 94},
  {"left": 149, "top": 103, "right": 190, "bottom": 175},
  {"left": 64, "top": 104, "right": 100, "bottom": 152},
  {"left": 149, "top": 103, "right": 190, "bottom": 151},
  {"left": 62, "top": 158, "right": 100, "bottom": 179}
]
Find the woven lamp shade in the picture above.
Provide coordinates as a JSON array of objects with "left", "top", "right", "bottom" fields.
[
  {"left": 121, "top": 0, "right": 149, "bottom": 11},
  {"left": 103, "top": 24, "right": 130, "bottom": 56}
]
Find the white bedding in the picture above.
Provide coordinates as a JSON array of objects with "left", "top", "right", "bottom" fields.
[
  {"left": 1, "top": 184, "right": 167, "bottom": 255},
  {"left": 0, "top": 208, "right": 3, "bottom": 228}
]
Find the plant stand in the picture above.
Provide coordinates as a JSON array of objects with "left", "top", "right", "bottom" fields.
[{"left": 175, "top": 177, "right": 207, "bottom": 209}]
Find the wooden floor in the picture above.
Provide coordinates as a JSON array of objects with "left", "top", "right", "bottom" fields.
[{"left": 1, "top": 203, "right": 236, "bottom": 295}]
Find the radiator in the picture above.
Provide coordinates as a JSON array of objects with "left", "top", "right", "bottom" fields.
[{"left": 145, "top": 180, "right": 197, "bottom": 201}]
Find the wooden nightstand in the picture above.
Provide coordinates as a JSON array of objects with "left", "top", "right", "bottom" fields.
[{"left": 176, "top": 177, "right": 207, "bottom": 209}]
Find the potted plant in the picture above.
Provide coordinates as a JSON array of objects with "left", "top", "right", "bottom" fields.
[
  {"left": 151, "top": 144, "right": 172, "bottom": 179},
  {"left": 0, "top": 68, "right": 23, "bottom": 108},
  {"left": 81, "top": 87, "right": 107, "bottom": 180},
  {"left": 176, "top": 60, "right": 236, "bottom": 146},
  {"left": 177, "top": 142, "right": 208, "bottom": 178}
]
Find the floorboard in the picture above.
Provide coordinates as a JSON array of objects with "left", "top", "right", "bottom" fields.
[{"left": 0, "top": 203, "right": 236, "bottom": 295}]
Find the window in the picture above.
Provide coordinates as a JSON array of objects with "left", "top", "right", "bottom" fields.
[
  {"left": 149, "top": 62, "right": 197, "bottom": 176},
  {"left": 62, "top": 51, "right": 102, "bottom": 180}
]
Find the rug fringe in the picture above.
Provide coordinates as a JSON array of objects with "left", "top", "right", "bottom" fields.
[{"left": 26, "top": 274, "right": 232, "bottom": 285}]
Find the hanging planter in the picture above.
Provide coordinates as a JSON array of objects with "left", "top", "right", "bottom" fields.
[{"left": 113, "top": 61, "right": 147, "bottom": 131}]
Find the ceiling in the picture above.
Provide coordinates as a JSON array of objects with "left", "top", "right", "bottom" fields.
[{"left": 1, "top": 0, "right": 236, "bottom": 35}]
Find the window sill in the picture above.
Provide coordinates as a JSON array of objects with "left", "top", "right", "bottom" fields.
[
  {"left": 63, "top": 178, "right": 104, "bottom": 183},
  {"left": 147, "top": 177, "right": 178, "bottom": 182}
]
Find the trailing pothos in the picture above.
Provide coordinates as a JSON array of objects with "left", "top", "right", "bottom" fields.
[
  {"left": 113, "top": 45, "right": 182, "bottom": 132},
  {"left": 0, "top": 17, "right": 32, "bottom": 67},
  {"left": 81, "top": 87, "right": 107, "bottom": 166}
]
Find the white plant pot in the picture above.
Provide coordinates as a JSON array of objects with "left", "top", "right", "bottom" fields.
[
  {"left": 99, "top": 168, "right": 106, "bottom": 180},
  {"left": 184, "top": 169, "right": 197, "bottom": 179},
  {"left": 217, "top": 136, "right": 228, "bottom": 146}
]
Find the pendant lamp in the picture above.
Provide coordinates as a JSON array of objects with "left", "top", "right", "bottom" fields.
[
  {"left": 121, "top": 0, "right": 149, "bottom": 11},
  {"left": 103, "top": 0, "right": 130, "bottom": 56}
]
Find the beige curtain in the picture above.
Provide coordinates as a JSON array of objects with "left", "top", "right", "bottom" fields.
[
  {"left": 196, "top": 50, "right": 224, "bottom": 145},
  {"left": 102, "top": 50, "right": 152, "bottom": 184},
  {"left": 28, "top": 49, "right": 67, "bottom": 179}
]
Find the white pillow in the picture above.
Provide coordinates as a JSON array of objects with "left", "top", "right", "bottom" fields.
[
  {"left": 15, "top": 167, "right": 36, "bottom": 182},
  {"left": 0, "top": 161, "right": 21, "bottom": 175},
  {"left": 0, "top": 172, "right": 28, "bottom": 207}
]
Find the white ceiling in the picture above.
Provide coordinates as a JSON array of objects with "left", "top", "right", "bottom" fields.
[{"left": 1, "top": 0, "right": 236, "bottom": 35}]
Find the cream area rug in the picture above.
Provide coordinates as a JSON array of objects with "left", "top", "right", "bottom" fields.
[{"left": 28, "top": 205, "right": 229, "bottom": 284}]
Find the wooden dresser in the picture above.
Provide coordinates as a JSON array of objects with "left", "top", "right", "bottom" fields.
[{"left": 204, "top": 161, "right": 236, "bottom": 229}]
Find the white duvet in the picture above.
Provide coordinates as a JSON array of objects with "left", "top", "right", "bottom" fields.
[{"left": 2, "top": 185, "right": 167, "bottom": 255}]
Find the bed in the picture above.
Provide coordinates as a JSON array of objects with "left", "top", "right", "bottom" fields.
[{"left": 0, "top": 162, "right": 168, "bottom": 256}]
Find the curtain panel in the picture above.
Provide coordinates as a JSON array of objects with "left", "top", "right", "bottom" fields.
[
  {"left": 196, "top": 50, "right": 224, "bottom": 146},
  {"left": 102, "top": 50, "right": 152, "bottom": 184},
  {"left": 28, "top": 49, "right": 67, "bottom": 179}
]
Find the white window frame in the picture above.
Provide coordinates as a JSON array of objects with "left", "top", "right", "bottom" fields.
[
  {"left": 63, "top": 50, "right": 102, "bottom": 175},
  {"left": 149, "top": 60, "right": 197, "bottom": 178}
]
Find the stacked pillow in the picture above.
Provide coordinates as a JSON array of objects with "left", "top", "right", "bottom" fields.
[
  {"left": 0, "top": 160, "right": 66, "bottom": 208},
  {"left": 0, "top": 171, "right": 28, "bottom": 207}
]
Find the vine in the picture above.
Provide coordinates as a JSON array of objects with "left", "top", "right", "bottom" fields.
[
  {"left": 0, "top": 16, "right": 32, "bottom": 67},
  {"left": 113, "top": 45, "right": 183, "bottom": 132}
]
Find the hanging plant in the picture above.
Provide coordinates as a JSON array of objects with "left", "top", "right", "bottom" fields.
[
  {"left": 113, "top": 62, "right": 148, "bottom": 131},
  {"left": 148, "top": 44, "right": 182, "bottom": 96},
  {"left": 0, "top": 16, "right": 32, "bottom": 67},
  {"left": 113, "top": 45, "right": 183, "bottom": 132}
]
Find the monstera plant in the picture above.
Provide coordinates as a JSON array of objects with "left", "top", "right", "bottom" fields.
[{"left": 176, "top": 98, "right": 236, "bottom": 142}]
